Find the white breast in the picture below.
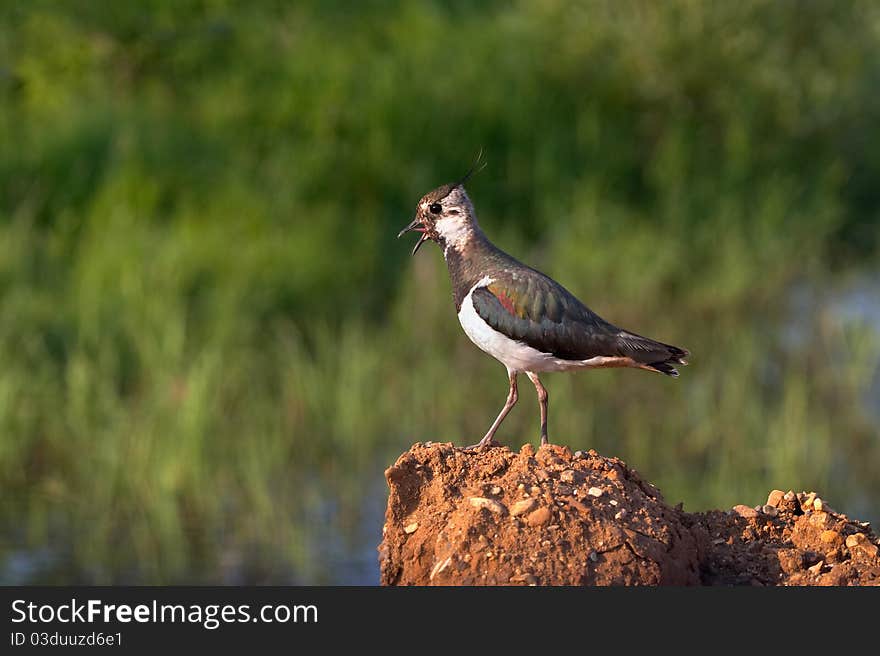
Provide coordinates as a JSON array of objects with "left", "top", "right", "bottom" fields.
[{"left": 457, "top": 277, "right": 558, "bottom": 373}]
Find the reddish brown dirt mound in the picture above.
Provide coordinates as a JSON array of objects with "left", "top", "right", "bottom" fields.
[{"left": 378, "top": 442, "right": 880, "bottom": 586}]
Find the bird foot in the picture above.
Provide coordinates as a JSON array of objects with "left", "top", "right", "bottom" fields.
[{"left": 463, "top": 437, "right": 501, "bottom": 451}]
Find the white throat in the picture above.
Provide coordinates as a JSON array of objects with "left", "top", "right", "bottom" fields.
[{"left": 438, "top": 218, "right": 475, "bottom": 256}]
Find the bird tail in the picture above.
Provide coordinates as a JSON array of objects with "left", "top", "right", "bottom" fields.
[
  {"left": 616, "top": 332, "right": 690, "bottom": 377},
  {"left": 641, "top": 357, "right": 686, "bottom": 377}
]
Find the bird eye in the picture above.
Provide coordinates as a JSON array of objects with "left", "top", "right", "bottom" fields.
[{"left": 429, "top": 202, "right": 442, "bottom": 214}]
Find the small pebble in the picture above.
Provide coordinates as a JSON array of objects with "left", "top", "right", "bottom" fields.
[
  {"left": 469, "top": 497, "right": 507, "bottom": 514},
  {"left": 560, "top": 470, "right": 575, "bottom": 483},
  {"left": 766, "top": 490, "right": 785, "bottom": 507},
  {"left": 574, "top": 451, "right": 585, "bottom": 459},
  {"left": 491, "top": 486, "right": 502, "bottom": 495},
  {"left": 510, "top": 498, "right": 537, "bottom": 517},
  {"left": 610, "top": 499, "right": 618, "bottom": 506},
  {"left": 614, "top": 509, "right": 627, "bottom": 520},
  {"left": 733, "top": 504, "right": 758, "bottom": 519},
  {"left": 527, "top": 506, "right": 552, "bottom": 527},
  {"left": 813, "top": 497, "right": 824, "bottom": 511},
  {"left": 845, "top": 534, "right": 862, "bottom": 548},
  {"left": 820, "top": 530, "right": 840, "bottom": 544},
  {"left": 810, "top": 512, "right": 829, "bottom": 528},
  {"left": 762, "top": 504, "right": 778, "bottom": 517},
  {"left": 404, "top": 522, "right": 419, "bottom": 534},
  {"left": 587, "top": 487, "right": 603, "bottom": 498},
  {"left": 509, "top": 572, "right": 534, "bottom": 584},
  {"left": 429, "top": 555, "right": 453, "bottom": 581},
  {"left": 589, "top": 551, "right": 598, "bottom": 562},
  {"left": 802, "top": 492, "right": 817, "bottom": 511},
  {"left": 783, "top": 490, "right": 796, "bottom": 501}
]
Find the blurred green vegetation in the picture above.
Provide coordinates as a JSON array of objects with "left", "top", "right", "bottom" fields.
[{"left": 1, "top": 0, "right": 879, "bottom": 583}]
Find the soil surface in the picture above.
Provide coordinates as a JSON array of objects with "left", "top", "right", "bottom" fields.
[{"left": 378, "top": 442, "right": 880, "bottom": 586}]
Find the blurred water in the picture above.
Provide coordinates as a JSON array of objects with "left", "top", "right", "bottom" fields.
[
  {"left": 2, "top": 470, "right": 388, "bottom": 586},
  {"left": 833, "top": 274, "right": 880, "bottom": 418},
  {"left": 3, "top": 548, "right": 57, "bottom": 585}
]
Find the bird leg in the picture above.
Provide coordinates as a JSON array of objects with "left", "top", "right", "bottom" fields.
[
  {"left": 526, "top": 371, "right": 549, "bottom": 446},
  {"left": 468, "top": 370, "right": 518, "bottom": 449}
]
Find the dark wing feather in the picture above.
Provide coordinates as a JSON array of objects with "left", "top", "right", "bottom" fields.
[{"left": 471, "top": 272, "right": 688, "bottom": 372}]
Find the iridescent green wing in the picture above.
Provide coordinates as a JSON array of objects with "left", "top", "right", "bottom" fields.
[{"left": 471, "top": 272, "right": 624, "bottom": 360}]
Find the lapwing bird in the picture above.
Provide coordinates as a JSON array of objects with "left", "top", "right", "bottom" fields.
[{"left": 398, "top": 166, "right": 689, "bottom": 448}]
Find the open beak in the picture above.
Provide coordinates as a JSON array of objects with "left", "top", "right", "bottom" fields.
[{"left": 397, "top": 217, "right": 430, "bottom": 256}]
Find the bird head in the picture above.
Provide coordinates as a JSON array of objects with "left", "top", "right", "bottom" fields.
[{"left": 398, "top": 156, "right": 485, "bottom": 255}]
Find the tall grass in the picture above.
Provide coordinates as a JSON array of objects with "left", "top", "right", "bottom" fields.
[{"left": 1, "top": 1, "right": 878, "bottom": 583}]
